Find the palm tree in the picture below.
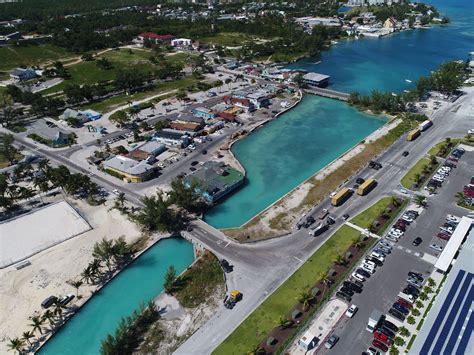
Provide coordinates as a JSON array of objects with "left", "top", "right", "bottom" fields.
[
  {"left": 414, "top": 194, "right": 427, "bottom": 207},
  {"left": 277, "top": 316, "right": 293, "bottom": 330},
  {"left": 42, "top": 309, "right": 55, "bottom": 327},
  {"left": 455, "top": 192, "right": 465, "bottom": 204},
  {"left": 247, "top": 344, "right": 265, "bottom": 355},
  {"left": 391, "top": 196, "right": 400, "bottom": 207},
  {"left": 67, "top": 279, "right": 83, "bottom": 297},
  {"left": 7, "top": 337, "right": 24, "bottom": 354},
  {"left": 53, "top": 301, "right": 65, "bottom": 320},
  {"left": 351, "top": 236, "right": 364, "bottom": 249},
  {"left": 333, "top": 254, "right": 346, "bottom": 266},
  {"left": 22, "top": 331, "right": 35, "bottom": 347},
  {"left": 297, "top": 290, "right": 314, "bottom": 311},
  {"left": 413, "top": 173, "right": 421, "bottom": 185},
  {"left": 81, "top": 266, "right": 94, "bottom": 284},
  {"left": 29, "top": 315, "right": 44, "bottom": 335}
]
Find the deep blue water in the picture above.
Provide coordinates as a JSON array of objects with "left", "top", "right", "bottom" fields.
[
  {"left": 288, "top": 0, "right": 474, "bottom": 95},
  {"left": 206, "top": 0, "right": 473, "bottom": 228}
]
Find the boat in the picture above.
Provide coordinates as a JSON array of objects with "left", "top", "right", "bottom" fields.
[
  {"left": 312, "top": 60, "right": 322, "bottom": 65},
  {"left": 404, "top": 90, "right": 410, "bottom": 93},
  {"left": 405, "top": 79, "right": 412, "bottom": 83}
]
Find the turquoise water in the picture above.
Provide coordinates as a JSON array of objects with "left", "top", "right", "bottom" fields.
[
  {"left": 288, "top": 0, "right": 474, "bottom": 95},
  {"left": 39, "top": 238, "right": 194, "bottom": 355},
  {"left": 206, "top": 0, "right": 473, "bottom": 228},
  {"left": 205, "top": 96, "right": 385, "bottom": 228}
]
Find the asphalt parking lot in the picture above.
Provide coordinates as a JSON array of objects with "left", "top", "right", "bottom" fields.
[
  {"left": 397, "top": 149, "right": 474, "bottom": 257},
  {"left": 318, "top": 246, "right": 433, "bottom": 355}
]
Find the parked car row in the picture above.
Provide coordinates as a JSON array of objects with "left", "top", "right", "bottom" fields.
[
  {"left": 426, "top": 159, "right": 458, "bottom": 191},
  {"left": 367, "top": 312, "right": 400, "bottom": 353},
  {"left": 388, "top": 271, "right": 424, "bottom": 322},
  {"left": 436, "top": 214, "right": 460, "bottom": 242},
  {"left": 105, "top": 132, "right": 133, "bottom": 145},
  {"left": 384, "top": 209, "right": 419, "bottom": 244}
]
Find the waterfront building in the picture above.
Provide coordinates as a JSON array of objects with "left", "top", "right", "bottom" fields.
[
  {"left": 10, "top": 67, "right": 37, "bottom": 81},
  {"left": 154, "top": 130, "right": 192, "bottom": 147},
  {"left": 303, "top": 72, "right": 330, "bottom": 88},
  {"left": 193, "top": 107, "right": 216, "bottom": 120},
  {"left": 103, "top": 155, "right": 155, "bottom": 183},
  {"left": 135, "top": 32, "right": 175, "bottom": 45},
  {"left": 184, "top": 161, "right": 244, "bottom": 203}
]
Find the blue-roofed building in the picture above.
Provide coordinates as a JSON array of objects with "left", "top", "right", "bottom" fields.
[{"left": 409, "top": 218, "right": 473, "bottom": 355}]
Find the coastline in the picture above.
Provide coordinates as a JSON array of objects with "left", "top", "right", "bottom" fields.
[
  {"left": 33, "top": 232, "right": 187, "bottom": 353},
  {"left": 220, "top": 113, "right": 398, "bottom": 240}
]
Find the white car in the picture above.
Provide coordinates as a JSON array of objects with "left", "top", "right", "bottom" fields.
[
  {"left": 389, "top": 228, "right": 403, "bottom": 236},
  {"left": 468, "top": 129, "right": 474, "bottom": 134},
  {"left": 345, "top": 304, "right": 358, "bottom": 318},
  {"left": 361, "top": 264, "right": 375, "bottom": 274},
  {"left": 432, "top": 175, "right": 445, "bottom": 182},
  {"left": 112, "top": 189, "right": 120, "bottom": 195},
  {"left": 385, "top": 235, "right": 398, "bottom": 242},
  {"left": 364, "top": 260, "right": 377, "bottom": 269},
  {"left": 352, "top": 272, "right": 365, "bottom": 282},
  {"left": 446, "top": 214, "right": 460, "bottom": 223},
  {"left": 401, "top": 215, "right": 414, "bottom": 223},
  {"left": 437, "top": 169, "right": 448, "bottom": 176},
  {"left": 430, "top": 243, "right": 444, "bottom": 252},
  {"left": 371, "top": 252, "right": 385, "bottom": 262}
]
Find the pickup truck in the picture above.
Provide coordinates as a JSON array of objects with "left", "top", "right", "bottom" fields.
[{"left": 319, "top": 209, "right": 329, "bottom": 220}]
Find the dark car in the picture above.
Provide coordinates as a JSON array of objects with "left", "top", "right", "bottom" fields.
[
  {"left": 408, "top": 271, "right": 423, "bottom": 281},
  {"left": 356, "top": 268, "right": 371, "bottom": 278},
  {"left": 201, "top": 150, "right": 207, "bottom": 155},
  {"left": 303, "top": 216, "right": 316, "bottom": 228},
  {"left": 190, "top": 167, "right": 196, "bottom": 171},
  {"left": 191, "top": 161, "right": 199, "bottom": 166},
  {"left": 389, "top": 308, "right": 406, "bottom": 321},
  {"left": 402, "top": 151, "right": 409, "bottom": 157},
  {"left": 342, "top": 213, "right": 350, "bottom": 221},
  {"left": 378, "top": 325, "right": 395, "bottom": 339},
  {"left": 336, "top": 291, "right": 352, "bottom": 302},
  {"left": 41, "top": 296, "right": 58, "bottom": 309},
  {"left": 59, "top": 294, "right": 75, "bottom": 306},
  {"left": 220, "top": 259, "right": 233, "bottom": 273},
  {"left": 356, "top": 177, "right": 365, "bottom": 184},
  {"left": 325, "top": 334, "right": 340, "bottom": 349},
  {"left": 412, "top": 237, "right": 423, "bottom": 246},
  {"left": 437, "top": 232, "right": 451, "bottom": 241},
  {"left": 397, "top": 298, "right": 413, "bottom": 309},
  {"left": 403, "top": 286, "right": 420, "bottom": 298},
  {"left": 339, "top": 287, "right": 354, "bottom": 297},
  {"left": 366, "top": 256, "right": 383, "bottom": 267},
  {"left": 350, "top": 279, "right": 364, "bottom": 289},
  {"left": 343, "top": 281, "right": 363, "bottom": 293},
  {"left": 382, "top": 320, "right": 399, "bottom": 333},
  {"left": 372, "top": 339, "right": 388, "bottom": 352},
  {"left": 393, "top": 302, "right": 410, "bottom": 315}
]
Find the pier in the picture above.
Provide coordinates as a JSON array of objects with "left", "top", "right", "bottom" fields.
[{"left": 304, "top": 87, "right": 351, "bottom": 101}]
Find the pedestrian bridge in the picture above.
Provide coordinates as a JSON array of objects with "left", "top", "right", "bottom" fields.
[{"left": 304, "top": 87, "right": 351, "bottom": 101}]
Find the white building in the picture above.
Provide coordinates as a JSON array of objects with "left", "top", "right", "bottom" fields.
[{"left": 171, "top": 38, "right": 192, "bottom": 48}]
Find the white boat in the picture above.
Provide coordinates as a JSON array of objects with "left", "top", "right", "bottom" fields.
[
  {"left": 404, "top": 90, "right": 410, "bottom": 93},
  {"left": 312, "top": 60, "right": 322, "bottom": 65},
  {"left": 405, "top": 79, "right": 412, "bottom": 83}
]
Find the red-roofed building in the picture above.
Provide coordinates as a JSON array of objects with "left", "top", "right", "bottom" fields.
[
  {"left": 136, "top": 32, "right": 175, "bottom": 45},
  {"left": 217, "top": 112, "right": 237, "bottom": 122},
  {"left": 223, "top": 95, "right": 255, "bottom": 113}
]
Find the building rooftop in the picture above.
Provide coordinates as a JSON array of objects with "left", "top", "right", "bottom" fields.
[
  {"left": 303, "top": 72, "right": 330, "bottom": 82},
  {"left": 136, "top": 141, "right": 166, "bottom": 154},
  {"left": 184, "top": 161, "right": 244, "bottom": 197},
  {"left": 409, "top": 223, "right": 473, "bottom": 355},
  {"left": 104, "top": 155, "right": 154, "bottom": 176}
]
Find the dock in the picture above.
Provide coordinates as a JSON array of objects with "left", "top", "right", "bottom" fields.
[{"left": 304, "top": 87, "right": 350, "bottom": 101}]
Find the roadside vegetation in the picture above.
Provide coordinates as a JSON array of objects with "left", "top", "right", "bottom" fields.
[
  {"left": 215, "top": 225, "right": 372, "bottom": 354},
  {"left": 0, "top": 133, "right": 23, "bottom": 168},
  {"left": 400, "top": 156, "right": 439, "bottom": 190},
  {"left": 350, "top": 196, "right": 406, "bottom": 234}
]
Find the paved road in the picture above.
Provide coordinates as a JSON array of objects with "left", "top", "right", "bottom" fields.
[
  {"left": 7, "top": 89, "right": 473, "bottom": 354},
  {"left": 175, "top": 90, "right": 474, "bottom": 354}
]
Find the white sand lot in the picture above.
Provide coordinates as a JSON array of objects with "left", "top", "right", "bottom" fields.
[
  {"left": 0, "top": 201, "right": 91, "bottom": 268},
  {"left": 0, "top": 199, "right": 142, "bottom": 352}
]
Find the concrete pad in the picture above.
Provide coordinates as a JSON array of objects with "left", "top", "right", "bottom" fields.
[{"left": 0, "top": 201, "right": 91, "bottom": 268}]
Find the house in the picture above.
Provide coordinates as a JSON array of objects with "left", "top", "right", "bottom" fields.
[
  {"left": 204, "top": 121, "right": 224, "bottom": 134},
  {"left": 217, "top": 111, "right": 237, "bottom": 122},
  {"left": 10, "top": 68, "right": 37, "bottom": 81},
  {"left": 52, "top": 132, "right": 70, "bottom": 146},
  {"left": 246, "top": 91, "right": 271, "bottom": 109},
  {"left": 171, "top": 38, "right": 192, "bottom": 48},
  {"left": 383, "top": 17, "right": 397, "bottom": 31},
  {"left": 128, "top": 141, "right": 167, "bottom": 162},
  {"left": 223, "top": 96, "right": 255, "bottom": 112},
  {"left": 82, "top": 109, "right": 102, "bottom": 121},
  {"left": 154, "top": 130, "right": 191, "bottom": 147},
  {"left": 192, "top": 107, "right": 216, "bottom": 120},
  {"left": 170, "top": 122, "right": 202, "bottom": 132},
  {"left": 303, "top": 72, "right": 330, "bottom": 88},
  {"left": 183, "top": 161, "right": 244, "bottom": 203},
  {"left": 103, "top": 155, "right": 155, "bottom": 183},
  {"left": 60, "top": 108, "right": 89, "bottom": 125},
  {"left": 136, "top": 32, "right": 175, "bottom": 45}
]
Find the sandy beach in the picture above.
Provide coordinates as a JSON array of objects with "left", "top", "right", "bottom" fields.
[{"left": 0, "top": 198, "right": 142, "bottom": 353}]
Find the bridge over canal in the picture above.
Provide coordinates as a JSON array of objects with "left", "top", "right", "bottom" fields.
[{"left": 304, "top": 87, "right": 351, "bottom": 101}]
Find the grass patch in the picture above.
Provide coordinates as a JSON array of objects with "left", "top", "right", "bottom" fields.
[
  {"left": 173, "top": 252, "right": 225, "bottom": 308},
  {"left": 0, "top": 152, "right": 23, "bottom": 169},
  {"left": 81, "top": 77, "right": 199, "bottom": 112},
  {"left": 400, "top": 158, "right": 439, "bottom": 190},
  {"left": 407, "top": 334, "right": 417, "bottom": 350},
  {"left": 198, "top": 32, "right": 264, "bottom": 47},
  {"left": 213, "top": 225, "right": 360, "bottom": 355},
  {"left": 427, "top": 138, "right": 459, "bottom": 158},
  {"left": 350, "top": 196, "right": 407, "bottom": 234},
  {"left": 0, "top": 44, "right": 72, "bottom": 72}
]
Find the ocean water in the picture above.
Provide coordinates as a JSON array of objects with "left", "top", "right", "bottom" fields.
[
  {"left": 205, "top": 96, "right": 385, "bottom": 228},
  {"left": 39, "top": 238, "right": 194, "bottom": 355},
  {"left": 288, "top": 0, "right": 474, "bottom": 95},
  {"left": 205, "top": 0, "right": 473, "bottom": 229}
]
